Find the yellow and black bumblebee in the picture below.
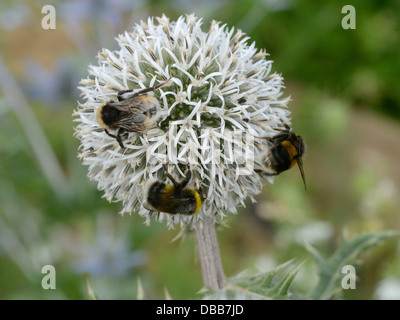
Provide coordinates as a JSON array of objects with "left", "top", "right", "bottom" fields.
[
  {"left": 256, "top": 123, "right": 307, "bottom": 189},
  {"left": 96, "top": 79, "right": 170, "bottom": 148},
  {"left": 143, "top": 164, "right": 202, "bottom": 215}
]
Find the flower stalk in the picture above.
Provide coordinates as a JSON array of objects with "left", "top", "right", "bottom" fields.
[{"left": 195, "top": 219, "right": 225, "bottom": 290}]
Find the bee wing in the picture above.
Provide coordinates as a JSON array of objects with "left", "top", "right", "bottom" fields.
[
  {"left": 107, "top": 100, "right": 155, "bottom": 132},
  {"left": 107, "top": 99, "right": 146, "bottom": 113},
  {"left": 157, "top": 188, "right": 190, "bottom": 202}
]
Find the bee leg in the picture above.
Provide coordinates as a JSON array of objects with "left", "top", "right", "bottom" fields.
[
  {"left": 117, "top": 78, "right": 171, "bottom": 100},
  {"left": 254, "top": 169, "right": 277, "bottom": 176},
  {"left": 173, "top": 165, "right": 192, "bottom": 189},
  {"left": 162, "top": 164, "right": 181, "bottom": 188},
  {"left": 116, "top": 128, "right": 126, "bottom": 148},
  {"left": 117, "top": 89, "right": 133, "bottom": 101},
  {"left": 104, "top": 129, "right": 117, "bottom": 139},
  {"left": 271, "top": 126, "right": 290, "bottom": 133},
  {"left": 255, "top": 136, "right": 273, "bottom": 141},
  {"left": 272, "top": 118, "right": 291, "bottom": 132},
  {"left": 131, "top": 78, "right": 171, "bottom": 98},
  {"left": 278, "top": 118, "right": 291, "bottom": 130},
  {"left": 104, "top": 129, "right": 125, "bottom": 148},
  {"left": 181, "top": 168, "right": 192, "bottom": 189},
  {"left": 255, "top": 132, "right": 289, "bottom": 142}
]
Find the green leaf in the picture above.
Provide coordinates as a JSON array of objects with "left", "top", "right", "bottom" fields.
[
  {"left": 272, "top": 260, "right": 306, "bottom": 299},
  {"left": 309, "top": 231, "right": 399, "bottom": 300},
  {"left": 202, "top": 259, "right": 304, "bottom": 300},
  {"left": 304, "top": 241, "right": 327, "bottom": 271}
]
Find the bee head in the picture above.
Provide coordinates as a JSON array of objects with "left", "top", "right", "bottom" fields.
[{"left": 294, "top": 134, "right": 305, "bottom": 158}]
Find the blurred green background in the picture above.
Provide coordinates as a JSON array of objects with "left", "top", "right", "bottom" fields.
[{"left": 0, "top": 0, "right": 399, "bottom": 300}]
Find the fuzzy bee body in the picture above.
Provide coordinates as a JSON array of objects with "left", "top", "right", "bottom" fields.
[
  {"left": 257, "top": 124, "right": 307, "bottom": 189},
  {"left": 97, "top": 96, "right": 160, "bottom": 132},
  {"left": 143, "top": 165, "right": 202, "bottom": 215},
  {"left": 96, "top": 79, "right": 169, "bottom": 148}
]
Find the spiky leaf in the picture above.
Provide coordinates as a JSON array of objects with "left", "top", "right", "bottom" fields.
[
  {"left": 202, "top": 259, "right": 304, "bottom": 300},
  {"left": 308, "top": 231, "right": 398, "bottom": 300}
]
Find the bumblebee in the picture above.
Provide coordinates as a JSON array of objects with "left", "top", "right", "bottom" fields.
[
  {"left": 257, "top": 123, "right": 307, "bottom": 189},
  {"left": 96, "top": 79, "right": 170, "bottom": 148},
  {"left": 143, "top": 164, "right": 202, "bottom": 215}
]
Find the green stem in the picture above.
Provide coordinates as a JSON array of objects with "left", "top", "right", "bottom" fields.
[{"left": 195, "top": 218, "right": 225, "bottom": 290}]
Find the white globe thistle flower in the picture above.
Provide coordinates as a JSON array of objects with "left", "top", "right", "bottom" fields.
[{"left": 73, "top": 14, "right": 291, "bottom": 228}]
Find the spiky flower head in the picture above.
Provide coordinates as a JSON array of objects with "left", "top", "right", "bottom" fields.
[{"left": 73, "top": 14, "right": 291, "bottom": 228}]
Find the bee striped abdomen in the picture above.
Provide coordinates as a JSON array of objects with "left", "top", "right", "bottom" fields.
[
  {"left": 279, "top": 140, "right": 298, "bottom": 170},
  {"left": 144, "top": 181, "right": 202, "bottom": 215},
  {"left": 175, "top": 188, "right": 202, "bottom": 215}
]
